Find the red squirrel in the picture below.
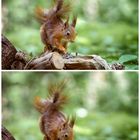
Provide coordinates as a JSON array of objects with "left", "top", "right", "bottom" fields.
[
  {"left": 34, "top": 82, "right": 75, "bottom": 140},
  {"left": 35, "top": 0, "right": 77, "bottom": 54}
]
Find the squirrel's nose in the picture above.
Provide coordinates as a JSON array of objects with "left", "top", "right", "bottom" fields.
[{"left": 64, "top": 133, "right": 68, "bottom": 137}]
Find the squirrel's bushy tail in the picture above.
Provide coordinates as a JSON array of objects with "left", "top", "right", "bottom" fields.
[
  {"left": 55, "top": 0, "right": 71, "bottom": 19},
  {"left": 34, "top": 80, "right": 68, "bottom": 113},
  {"left": 48, "top": 80, "right": 68, "bottom": 111},
  {"left": 49, "top": 90, "right": 68, "bottom": 111},
  {"left": 35, "top": 0, "right": 71, "bottom": 23}
]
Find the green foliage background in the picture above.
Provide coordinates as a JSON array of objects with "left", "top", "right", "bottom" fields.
[
  {"left": 2, "top": 0, "right": 138, "bottom": 70},
  {"left": 2, "top": 72, "right": 138, "bottom": 140}
]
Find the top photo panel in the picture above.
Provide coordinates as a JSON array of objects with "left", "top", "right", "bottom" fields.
[{"left": 2, "top": 0, "right": 138, "bottom": 70}]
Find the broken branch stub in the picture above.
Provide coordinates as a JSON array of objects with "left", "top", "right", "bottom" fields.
[{"left": 25, "top": 52, "right": 64, "bottom": 70}]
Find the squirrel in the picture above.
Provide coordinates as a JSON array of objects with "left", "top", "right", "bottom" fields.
[
  {"left": 34, "top": 82, "right": 75, "bottom": 140},
  {"left": 35, "top": 0, "right": 77, "bottom": 54}
]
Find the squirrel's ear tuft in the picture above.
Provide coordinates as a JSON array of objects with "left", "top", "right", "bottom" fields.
[
  {"left": 64, "top": 17, "right": 69, "bottom": 28},
  {"left": 63, "top": 116, "right": 69, "bottom": 127},
  {"left": 69, "top": 116, "right": 76, "bottom": 128},
  {"left": 71, "top": 16, "right": 77, "bottom": 27}
]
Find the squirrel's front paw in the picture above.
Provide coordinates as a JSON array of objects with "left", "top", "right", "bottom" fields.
[{"left": 59, "top": 47, "right": 67, "bottom": 54}]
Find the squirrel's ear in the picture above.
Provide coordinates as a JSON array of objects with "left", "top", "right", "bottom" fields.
[
  {"left": 64, "top": 17, "right": 69, "bottom": 28},
  {"left": 69, "top": 116, "right": 76, "bottom": 128},
  {"left": 71, "top": 15, "right": 77, "bottom": 27},
  {"left": 62, "top": 117, "right": 69, "bottom": 128}
]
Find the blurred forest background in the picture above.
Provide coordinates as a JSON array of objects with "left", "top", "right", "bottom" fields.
[
  {"left": 2, "top": 72, "right": 138, "bottom": 140},
  {"left": 2, "top": 0, "right": 138, "bottom": 70}
]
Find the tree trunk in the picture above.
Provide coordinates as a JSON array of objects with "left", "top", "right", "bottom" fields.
[
  {"left": 2, "top": 126, "right": 15, "bottom": 140},
  {"left": 2, "top": 35, "right": 17, "bottom": 69}
]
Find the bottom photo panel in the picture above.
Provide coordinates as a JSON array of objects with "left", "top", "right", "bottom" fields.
[{"left": 2, "top": 72, "right": 138, "bottom": 140}]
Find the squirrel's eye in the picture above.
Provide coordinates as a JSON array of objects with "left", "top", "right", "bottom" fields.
[{"left": 66, "top": 31, "right": 70, "bottom": 36}]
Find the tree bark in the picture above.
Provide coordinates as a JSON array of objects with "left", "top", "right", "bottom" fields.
[
  {"left": 2, "top": 126, "right": 15, "bottom": 140},
  {"left": 25, "top": 52, "right": 64, "bottom": 70},
  {"left": 63, "top": 55, "right": 110, "bottom": 70},
  {"left": 2, "top": 35, "right": 17, "bottom": 69}
]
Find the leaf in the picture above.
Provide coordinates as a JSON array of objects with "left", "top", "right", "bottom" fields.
[
  {"left": 118, "top": 55, "right": 138, "bottom": 63},
  {"left": 125, "top": 65, "right": 138, "bottom": 70}
]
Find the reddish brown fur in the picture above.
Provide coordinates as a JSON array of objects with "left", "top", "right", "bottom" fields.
[
  {"left": 34, "top": 84, "right": 75, "bottom": 140},
  {"left": 35, "top": 0, "right": 77, "bottom": 54}
]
